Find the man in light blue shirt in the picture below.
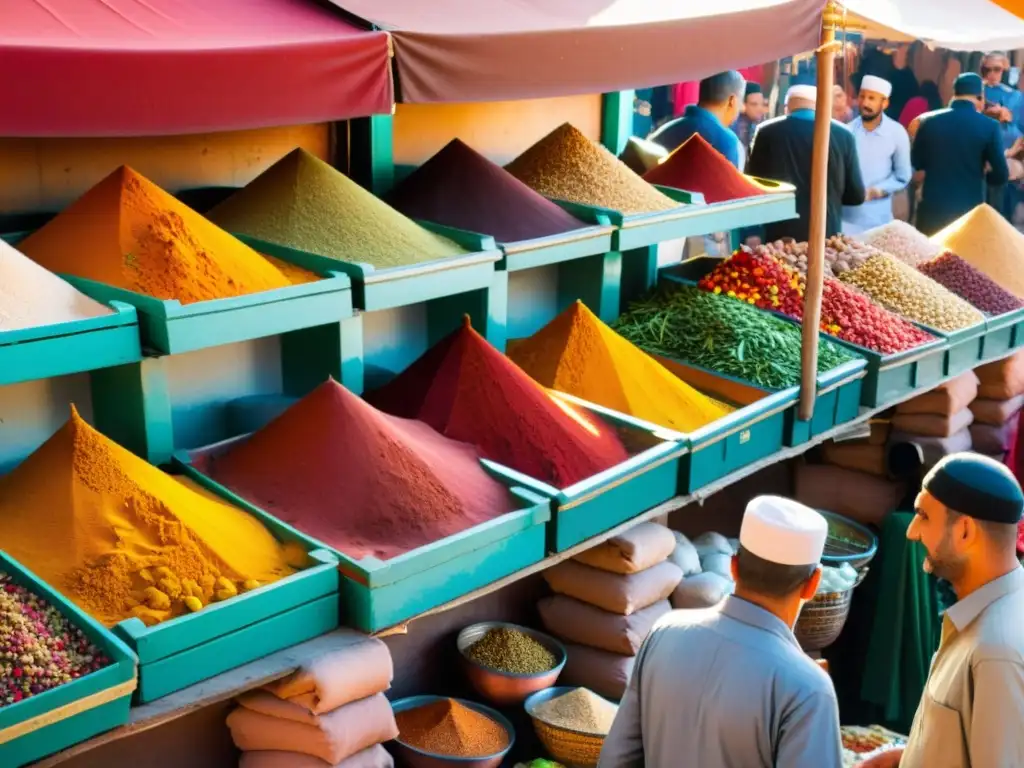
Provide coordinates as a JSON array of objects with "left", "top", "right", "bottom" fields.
[{"left": 842, "top": 75, "right": 912, "bottom": 235}]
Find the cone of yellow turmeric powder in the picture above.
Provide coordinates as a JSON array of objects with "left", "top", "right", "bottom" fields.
[
  {"left": 18, "top": 166, "right": 316, "bottom": 305},
  {"left": 0, "top": 407, "right": 302, "bottom": 627},
  {"left": 507, "top": 301, "right": 733, "bottom": 433}
]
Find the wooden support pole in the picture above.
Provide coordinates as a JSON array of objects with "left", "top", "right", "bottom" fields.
[{"left": 799, "top": 1, "right": 843, "bottom": 421}]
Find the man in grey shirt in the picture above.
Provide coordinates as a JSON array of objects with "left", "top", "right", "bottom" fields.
[
  {"left": 599, "top": 496, "right": 843, "bottom": 768},
  {"left": 863, "top": 452, "right": 1024, "bottom": 768}
]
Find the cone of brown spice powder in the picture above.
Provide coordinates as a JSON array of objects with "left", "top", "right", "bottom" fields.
[{"left": 396, "top": 698, "right": 509, "bottom": 757}]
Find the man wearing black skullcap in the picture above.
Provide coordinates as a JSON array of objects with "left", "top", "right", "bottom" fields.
[
  {"left": 861, "top": 452, "right": 1024, "bottom": 768},
  {"left": 732, "top": 82, "right": 767, "bottom": 157}
]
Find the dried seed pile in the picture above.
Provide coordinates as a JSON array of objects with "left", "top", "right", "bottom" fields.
[
  {"left": 1, "top": 572, "right": 110, "bottom": 706},
  {"left": 697, "top": 248, "right": 806, "bottom": 314},
  {"left": 918, "top": 251, "right": 1024, "bottom": 316},
  {"left": 839, "top": 255, "right": 984, "bottom": 332},
  {"left": 396, "top": 698, "right": 509, "bottom": 757},
  {"left": 762, "top": 236, "right": 877, "bottom": 278},
  {"left": 816, "top": 279, "right": 936, "bottom": 354},
  {"left": 505, "top": 123, "right": 678, "bottom": 215},
  {"left": 535, "top": 687, "right": 619, "bottom": 735},
  {"left": 465, "top": 626, "right": 557, "bottom": 675},
  {"left": 613, "top": 285, "right": 857, "bottom": 390},
  {"left": 860, "top": 220, "right": 942, "bottom": 266},
  {"left": 931, "top": 203, "right": 1024, "bottom": 299}
]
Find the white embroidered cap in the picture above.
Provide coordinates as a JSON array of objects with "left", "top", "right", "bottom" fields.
[
  {"left": 739, "top": 495, "right": 828, "bottom": 566},
  {"left": 860, "top": 75, "right": 893, "bottom": 98},
  {"left": 785, "top": 84, "right": 818, "bottom": 105}
]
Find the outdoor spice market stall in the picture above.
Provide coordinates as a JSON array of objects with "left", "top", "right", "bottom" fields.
[{"left": 4, "top": 0, "right": 1024, "bottom": 766}]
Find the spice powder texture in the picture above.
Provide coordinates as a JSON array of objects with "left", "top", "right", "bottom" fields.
[
  {"left": 508, "top": 300, "right": 733, "bottom": 432},
  {"left": 396, "top": 698, "right": 509, "bottom": 757},
  {"left": 465, "top": 626, "right": 557, "bottom": 674},
  {"left": 369, "top": 317, "right": 630, "bottom": 488},
  {"left": 18, "top": 166, "right": 315, "bottom": 305},
  {"left": 0, "top": 408, "right": 297, "bottom": 627},
  {"left": 643, "top": 134, "right": 767, "bottom": 204},
  {"left": 204, "top": 379, "right": 513, "bottom": 561},
  {"left": 209, "top": 148, "right": 467, "bottom": 269},
  {"left": 535, "top": 687, "right": 618, "bottom": 735}
]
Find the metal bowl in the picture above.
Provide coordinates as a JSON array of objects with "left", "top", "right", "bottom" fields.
[
  {"left": 457, "top": 621, "right": 567, "bottom": 706},
  {"left": 391, "top": 695, "right": 515, "bottom": 768}
]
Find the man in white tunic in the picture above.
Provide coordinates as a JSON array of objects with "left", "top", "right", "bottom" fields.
[
  {"left": 598, "top": 496, "right": 843, "bottom": 768},
  {"left": 842, "top": 75, "right": 912, "bottom": 235}
]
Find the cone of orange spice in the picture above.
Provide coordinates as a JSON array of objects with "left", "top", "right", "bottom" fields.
[{"left": 395, "top": 698, "right": 509, "bottom": 757}]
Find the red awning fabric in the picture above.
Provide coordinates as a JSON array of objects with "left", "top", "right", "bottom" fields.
[
  {"left": 0, "top": 0, "right": 393, "bottom": 137},
  {"left": 329, "top": 0, "right": 825, "bottom": 103}
]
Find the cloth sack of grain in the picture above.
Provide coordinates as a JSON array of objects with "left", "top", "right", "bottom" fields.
[
  {"left": 970, "top": 420, "right": 1018, "bottom": 455},
  {"left": 573, "top": 522, "right": 676, "bottom": 574},
  {"left": 888, "top": 428, "right": 973, "bottom": 469},
  {"left": 263, "top": 637, "right": 393, "bottom": 715},
  {"left": 971, "top": 395, "right": 1024, "bottom": 426},
  {"left": 228, "top": 692, "right": 397, "bottom": 764},
  {"left": 890, "top": 407, "right": 974, "bottom": 438},
  {"left": 240, "top": 745, "right": 394, "bottom": 768},
  {"left": 538, "top": 596, "right": 670, "bottom": 655},
  {"left": 692, "top": 531, "right": 733, "bottom": 559},
  {"left": 894, "top": 372, "right": 978, "bottom": 416},
  {"left": 820, "top": 440, "right": 887, "bottom": 476},
  {"left": 561, "top": 642, "right": 636, "bottom": 700},
  {"left": 700, "top": 552, "right": 733, "bottom": 580},
  {"left": 977, "top": 351, "right": 1024, "bottom": 400},
  {"left": 866, "top": 420, "right": 890, "bottom": 446},
  {"left": 671, "top": 572, "right": 734, "bottom": 610},
  {"left": 794, "top": 463, "right": 906, "bottom": 527},
  {"left": 543, "top": 560, "right": 682, "bottom": 615},
  {"left": 668, "top": 531, "right": 702, "bottom": 576}
]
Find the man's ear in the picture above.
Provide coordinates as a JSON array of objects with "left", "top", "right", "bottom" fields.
[{"left": 799, "top": 566, "right": 822, "bottom": 600}]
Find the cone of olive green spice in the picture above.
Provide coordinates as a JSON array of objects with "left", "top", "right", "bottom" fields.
[{"left": 465, "top": 627, "right": 557, "bottom": 675}]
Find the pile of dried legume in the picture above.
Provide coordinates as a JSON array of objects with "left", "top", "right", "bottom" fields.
[
  {"left": 697, "top": 248, "right": 805, "bottom": 315},
  {"left": 396, "top": 698, "right": 509, "bottom": 757},
  {"left": 613, "top": 285, "right": 857, "bottom": 390},
  {"left": 466, "top": 626, "right": 557, "bottom": 675},
  {"left": 535, "top": 687, "right": 618, "bottom": 735},
  {"left": 815, "top": 279, "right": 936, "bottom": 354},
  {"left": 917, "top": 251, "right": 1024, "bottom": 316},
  {"left": 839, "top": 255, "right": 984, "bottom": 332},
  {"left": 753, "top": 236, "right": 878, "bottom": 278},
  {"left": 860, "top": 220, "right": 941, "bottom": 266},
  {"left": 1, "top": 572, "right": 109, "bottom": 707}
]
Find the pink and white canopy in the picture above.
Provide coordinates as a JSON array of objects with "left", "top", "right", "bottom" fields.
[{"left": 844, "top": 0, "right": 1024, "bottom": 50}]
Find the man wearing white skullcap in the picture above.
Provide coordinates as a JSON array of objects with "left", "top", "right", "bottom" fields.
[
  {"left": 600, "top": 496, "right": 843, "bottom": 768},
  {"left": 841, "top": 74, "right": 912, "bottom": 235},
  {"left": 746, "top": 83, "right": 866, "bottom": 241}
]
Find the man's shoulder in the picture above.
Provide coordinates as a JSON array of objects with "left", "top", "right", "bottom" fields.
[
  {"left": 755, "top": 114, "right": 788, "bottom": 134},
  {"left": 918, "top": 107, "right": 953, "bottom": 124}
]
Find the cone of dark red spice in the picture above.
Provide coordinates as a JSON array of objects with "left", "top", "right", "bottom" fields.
[
  {"left": 367, "top": 317, "right": 630, "bottom": 488},
  {"left": 386, "top": 138, "right": 588, "bottom": 243},
  {"left": 643, "top": 134, "right": 769, "bottom": 204}
]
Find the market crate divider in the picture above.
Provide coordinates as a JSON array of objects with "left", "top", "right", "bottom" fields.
[
  {"left": 979, "top": 307, "right": 1024, "bottom": 362},
  {"left": 173, "top": 441, "right": 552, "bottom": 633},
  {"left": 0, "top": 302, "right": 142, "bottom": 388},
  {"left": 0, "top": 552, "right": 137, "bottom": 768},
  {"left": 916, "top": 320, "right": 987, "bottom": 378}
]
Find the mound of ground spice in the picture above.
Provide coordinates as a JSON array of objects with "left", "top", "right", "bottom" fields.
[
  {"left": 386, "top": 138, "right": 587, "bottom": 243},
  {"left": 396, "top": 699, "right": 509, "bottom": 758},
  {"left": 368, "top": 317, "right": 630, "bottom": 488},
  {"left": 0, "top": 240, "right": 111, "bottom": 331},
  {"left": 18, "top": 166, "right": 315, "bottom": 305},
  {"left": 642, "top": 134, "right": 767, "bottom": 204},
  {"left": 931, "top": 204, "right": 1024, "bottom": 299},
  {"left": 466, "top": 626, "right": 557, "bottom": 675},
  {"left": 0, "top": 408, "right": 296, "bottom": 627},
  {"left": 505, "top": 123, "right": 678, "bottom": 215},
  {"left": 209, "top": 148, "right": 466, "bottom": 269},
  {"left": 918, "top": 250, "right": 1024, "bottom": 315},
  {"left": 204, "top": 379, "right": 513, "bottom": 561},
  {"left": 507, "top": 301, "right": 732, "bottom": 433},
  {"left": 535, "top": 687, "right": 618, "bottom": 735}
]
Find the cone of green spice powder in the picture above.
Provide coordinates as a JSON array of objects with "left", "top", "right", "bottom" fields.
[
  {"left": 466, "top": 627, "right": 557, "bottom": 675},
  {"left": 209, "top": 148, "right": 467, "bottom": 269}
]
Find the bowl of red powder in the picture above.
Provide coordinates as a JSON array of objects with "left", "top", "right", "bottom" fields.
[{"left": 392, "top": 695, "right": 515, "bottom": 768}]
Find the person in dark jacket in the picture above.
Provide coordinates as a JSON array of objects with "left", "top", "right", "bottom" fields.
[
  {"left": 745, "top": 85, "right": 866, "bottom": 242},
  {"left": 912, "top": 73, "right": 1009, "bottom": 235}
]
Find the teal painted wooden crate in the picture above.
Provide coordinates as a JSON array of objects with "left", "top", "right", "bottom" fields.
[
  {"left": 172, "top": 445, "right": 551, "bottom": 633},
  {"left": 914, "top": 320, "right": 987, "bottom": 377},
  {"left": 652, "top": 356, "right": 798, "bottom": 493},
  {"left": 109, "top": 501, "right": 340, "bottom": 702},
  {"left": 979, "top": 308, "right": 1024, "bottom": 362},
  {"left": 0, "top": 552, "right": 137, "bottom": 767},
  {"left": 830, "top": 335, "right": 948, "bottom": 408},
  {"left": 480, "top": 394, "right": 688, "bottom": 552},
  {"left": 0, "top": 301, "right": 142, "bottom": 387},
  {"left": 56, "top": 271, "right": 354, "bottom": 356}
]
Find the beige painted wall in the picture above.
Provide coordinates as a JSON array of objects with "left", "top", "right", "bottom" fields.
[
  {"left": 0, "top": 123, "right": 331, "bottom": 215},
  {"left": 392, "top": 95, "right": 603, "bottom": 167}
]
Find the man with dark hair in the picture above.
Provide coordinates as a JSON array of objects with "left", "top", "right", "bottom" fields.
[
  {"left": 863, "top": 452, "right": 1024, "bottom": 768},
  {"left": 647, "top": 70, "right": 745, "bottom": 167},
  {"left": 732, "top": 82, "right": 767, "bottom": 155},
  {"left": 599, "top": 496, "right": 843, "bottom": 768}
]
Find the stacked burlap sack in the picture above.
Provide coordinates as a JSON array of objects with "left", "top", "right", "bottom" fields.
[
  {"left": 795, "top": 421, "right": 907, "bottom": 527},
  {"left": 539, "top": 523, "right": 682, "bottom": 700},
  {"left": 970, "top": 352, "right": 1024, "bottom": 462},
  {"left": 227, "top": 636, "right": 397, "bottom": 768},
  {"left": 668, "top": 531, "right": 738, "bottom": 610},
  {"left": 888, "top": 371, "right": 978, "bottom": 467}
]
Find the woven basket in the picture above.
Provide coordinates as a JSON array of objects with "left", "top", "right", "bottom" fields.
[
  {"left": 531, "top": 717, "right": 605, "bottom": 768},
  {"left": 795, "top": 589, "right": 853, "bottom": 652}
]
